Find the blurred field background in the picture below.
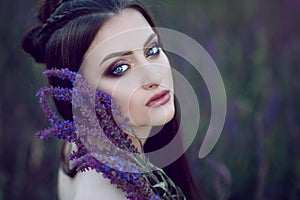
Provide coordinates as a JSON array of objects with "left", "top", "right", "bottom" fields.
[{"left": 0, "top": 0, "right": 299, "bottom": 199}]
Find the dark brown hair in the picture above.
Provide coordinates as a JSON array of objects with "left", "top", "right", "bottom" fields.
[{"left": 22, "top": 0, "right": 201, "bottom": 199}]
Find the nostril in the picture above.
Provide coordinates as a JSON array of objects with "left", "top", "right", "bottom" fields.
[
  {"left": 143, "top": 82, "right": 159, "bottom": 90},
  {"left": 149, "top": 83, "right": 158, "bottom": 89}
]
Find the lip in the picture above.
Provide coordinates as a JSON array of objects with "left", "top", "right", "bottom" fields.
[{"left": 146, "top": 90, "right": 171, "bottom": 108}]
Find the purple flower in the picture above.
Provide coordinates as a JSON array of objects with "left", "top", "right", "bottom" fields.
[{"left": 36, "top": 68, "right": 186, "bottom": 200}]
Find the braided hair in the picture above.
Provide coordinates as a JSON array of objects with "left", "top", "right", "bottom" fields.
[
  {"left": 22, "top": 1, "right": 202, "bottom": 199},
  {"left": 22, "top": 0, "right": 156, "bottom": 120}
]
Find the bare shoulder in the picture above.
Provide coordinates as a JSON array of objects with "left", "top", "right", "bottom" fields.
[{"left": 58, "top": 168, "right": 127, "bottom": 200}]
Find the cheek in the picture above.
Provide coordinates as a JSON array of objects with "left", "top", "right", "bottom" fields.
[
  {"left": 101, "top": 83, "right": 147, "bottom": 126},
  {"left": 127, "top": 91, "right": 150, "bottom": 126},
  {"left": 97, "top": 75, "right": 147, "bottom": 125},
  {"left": 127, "top": 90, "right": 175, "bottom": 127}
]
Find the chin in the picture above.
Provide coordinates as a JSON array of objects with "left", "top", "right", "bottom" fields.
[
  {"left": 127, "top": 100, "right": 175, "bottom": 127},
  {"left": 147, "top": 103, "right": 175, "bottom": 126}
]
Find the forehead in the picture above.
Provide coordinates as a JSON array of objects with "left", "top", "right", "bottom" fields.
[{"left": 86, "top": 8, "right": 155, "bottom": 56}]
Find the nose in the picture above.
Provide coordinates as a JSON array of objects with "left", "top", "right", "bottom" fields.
[
  {"left": 143, "top": 81, "right": 159, "bottom": 90},
  {"left": 141, "top": 66, "right": 162, "bottom": 90},
  {"left": 135, "top": 51, "right": 162, "bottom": 90}
]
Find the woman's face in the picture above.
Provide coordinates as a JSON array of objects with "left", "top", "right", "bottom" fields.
[{"left": 81, "top": 8, "right": 174, "bottom": 134}]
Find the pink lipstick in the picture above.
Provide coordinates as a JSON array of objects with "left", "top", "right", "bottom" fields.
[{"left": 146, "top": 90, "right": 171, "bottom": 108}]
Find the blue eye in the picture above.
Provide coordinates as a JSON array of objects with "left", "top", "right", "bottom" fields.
[
  {"left": 146, "top": 44, "right": 160, "bottom": 58},
  {"left": 109, "top": 63, "right": 130, "bottom": 76}
]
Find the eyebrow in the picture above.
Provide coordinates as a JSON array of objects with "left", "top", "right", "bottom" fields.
[{"left": 99, "top": 32, "right": 157, "bottom": 65}]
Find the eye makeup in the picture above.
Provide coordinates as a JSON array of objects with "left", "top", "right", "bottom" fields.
[
  {"left": 145, "top": 42, "right": 161, "bottom": 58},
  {"left": 106, "top": 60, "right": 131, "bottom": 77},
  {"left": 103, "top": 38, "right": 162, "bottom": 78}
]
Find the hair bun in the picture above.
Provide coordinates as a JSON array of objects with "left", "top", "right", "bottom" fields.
[
  {"left": 21, "top": 26, "right": 46, "bottom": 63},
  {"left": 38, "top": 0, "right": 64, "bottom": 23}
]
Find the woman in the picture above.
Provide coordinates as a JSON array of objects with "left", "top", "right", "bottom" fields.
[{"left": 22, "top": 0, "right": 201, "bottom": 199}]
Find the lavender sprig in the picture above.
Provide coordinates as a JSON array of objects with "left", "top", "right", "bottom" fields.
[{"left": 36, "top": 68, "right": 186, "bottom": 200}]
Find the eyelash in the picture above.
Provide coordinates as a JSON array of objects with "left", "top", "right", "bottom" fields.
[
  {"left": 108, "top": 61, "right": 130, "bottom": 77},
  {"left": 107, "top": 43, "right": 162, "bottom": 77},
  {"left": 145, "top": 43, "right": 161, "bottom": 58}
]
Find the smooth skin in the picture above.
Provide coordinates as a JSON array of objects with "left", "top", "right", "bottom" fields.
[{"left": 58, "top": 8, "right": 175, "bottom": 200}]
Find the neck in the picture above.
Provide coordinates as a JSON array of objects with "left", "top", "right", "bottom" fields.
[{"left": 125, "top": 125, "right": 152, "bottom": 152}]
